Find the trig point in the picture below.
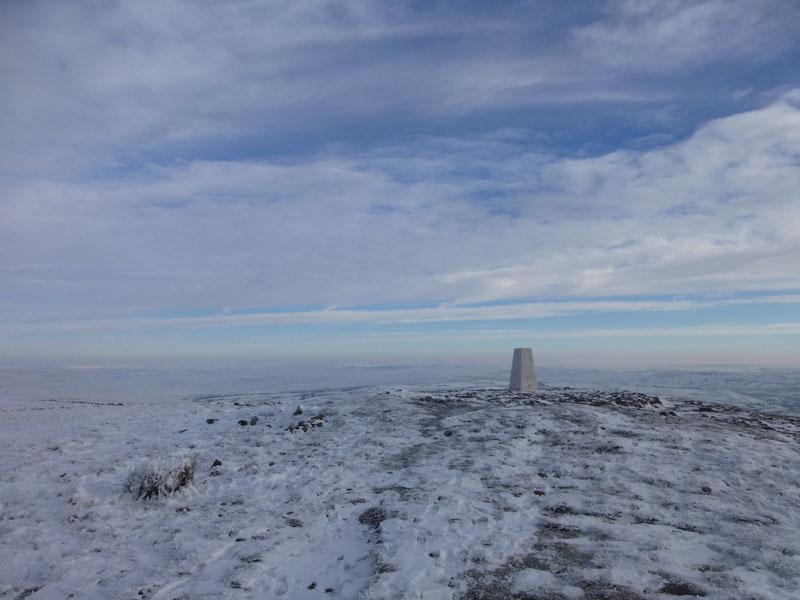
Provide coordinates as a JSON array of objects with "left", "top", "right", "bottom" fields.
[{"left": 509, "top": 348, "right": 538, "bottom": 391}]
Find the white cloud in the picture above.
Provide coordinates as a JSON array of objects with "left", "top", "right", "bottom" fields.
[
  {"left": 2, "top": 94, "right": 800, "bottom": 328},
  {"left": 5, "top": 0, "right": 794, "bottom": 177},
  {"left": 573, "top": 0, "right": 799, "bottom": 71},
  {"left": 1, "top": 2, "right": 800, "bottom": 356}
]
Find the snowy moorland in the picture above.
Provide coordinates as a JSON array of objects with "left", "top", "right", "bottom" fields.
[{"left": 1, "top": 382, "right": 799, "bottom": 599}]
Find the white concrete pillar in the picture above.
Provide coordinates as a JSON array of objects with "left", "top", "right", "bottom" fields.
[{"left": 509, "top": 347, "right": 538, "bottom": 390}]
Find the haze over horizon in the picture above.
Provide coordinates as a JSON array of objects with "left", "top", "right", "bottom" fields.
[{"left": 2, "top": 0, "right": 800, "bottom": 368}]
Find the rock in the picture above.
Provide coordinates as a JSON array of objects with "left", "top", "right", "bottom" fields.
[
  {"left": 582, "top": 582, "right": 646, "bottom": 599},
  {"left": 238, "top": 420, "right": 248, "bottom": 426},
  {"left": 249, "top": 416, "right": 259, "bottom": 426},
  {"left": 444, "top": 430, "right": 453, "bottom": 437},
  {"left": 293, "top": 406, "right": 303, "bottom": 416},
  {"left": 698, "top": 406, "right": 714, "bottom": 413},
  {"left": 206, "top": 418, "right": 217, "bottom": 424},
  {"left": 212, "top": 459, "right": 222, "bottom": 468},
  {"left": 595, "top": 444, "right": 623, "bottom": 454},
  {"left": 307, "top": 582, "right": 316, "bottom": 590},
  {"left": 701, "top": 486, "right": 712, "bottom": 494},
  {"left": 660, "top": 580, "right": 706, "bottom": 596},
  {"left": 358, "top": 507, "right": 389, "bottom": 530}
]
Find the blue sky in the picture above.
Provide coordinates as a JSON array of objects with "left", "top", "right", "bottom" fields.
[{"left": 2, "top": 0, "right": 800, "bottom": 367}]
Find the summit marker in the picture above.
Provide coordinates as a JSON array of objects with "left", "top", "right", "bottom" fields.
[{"left": 509, "top": 348, "right": 538, "bottom": 391}]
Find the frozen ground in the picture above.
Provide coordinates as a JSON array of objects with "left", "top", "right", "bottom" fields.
[{"left": 1, "top": 374, "right": 799, "bottom": 599}]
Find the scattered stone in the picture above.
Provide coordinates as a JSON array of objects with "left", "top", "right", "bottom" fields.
[
  {"left": 444, "top": 430, "right": 453, "bottom": 437},
  {"left": 212, "top": 459, "right": 222, "bottom": 468},
  {"left": 538, "top": 472, "right": 548, "bottom": 478},
  {"left": 287, "top": 414, "right": 325, "bottom": 433},
  {"left": 238, "top": 420, "right": 248, "bottom": 426},
  {"left": 325, "top": 589, "right": 333, "bottom": 593},
  {"left": 308, "top": 582, "right": 316, "bottom": 590},
  {"left": 701, "top": 486, "right": 712, "bottom": 494},
  {"left": 249, "top": 416, "right": 259, "bottom": 426},
  {"left": 293, "top": 406, "right": 303, "bottom": 416},
  {"left": 534, "top": 490, "right": 546, "bottom": 496},
  {"left": 698, "top": 406, "right": 714, "bottom": 413},
  {"left": 287, "top": 518, "right": 303, "bottom": 528},
  {"left": 548, "top": 389, "right": 662, "bottom": 409},
  {"left": 206, "top": 418, "right": 217, "bottom": 424}
]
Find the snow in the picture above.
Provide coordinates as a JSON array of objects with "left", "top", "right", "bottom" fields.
[{"left": 1, "top": 371, "right": 799, "bottom": 599}]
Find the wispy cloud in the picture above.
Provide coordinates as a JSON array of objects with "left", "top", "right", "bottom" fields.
[
  {"left": 573, "top": 0, "right": 799, "bottom": 71},
  {"left": 1, "top": 1, "right": 799, "bottom": 362},
  {"left": 3, "top": 94, "right": 799, "bottom": 326},
  {"left": 3, "top": 0, "right": 797, "bottom": 175},
  {"left": 6, "top": 294, "right": 800, "bottom": 336}
]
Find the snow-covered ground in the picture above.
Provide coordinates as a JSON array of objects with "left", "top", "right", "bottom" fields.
[{"left": 1, "top": 372, "right": 799, "bottom": 599}]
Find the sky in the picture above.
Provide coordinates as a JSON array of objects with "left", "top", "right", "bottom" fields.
[{"left": 1, "top": 0, "right": 800, "bottom": 369}]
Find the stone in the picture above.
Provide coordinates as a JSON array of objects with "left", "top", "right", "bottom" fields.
[
  {"left": 358, "top": 507, "right": 389, "bottom": 530},
  {"left": 249, "top": 416, "right": 259, "bottom": 426},
  {"left": 660, "top": 580, "right": 706, "bottom": 596},
  {"left": 509, "top": 347, "right": 538, "bottom": 391}
]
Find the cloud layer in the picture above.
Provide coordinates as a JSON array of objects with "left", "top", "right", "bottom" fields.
[
  {"left": 4, "top": 94, "right": 799, "bottom": 322},
  {"left": 1, "top": 1, "right": 799, "bottom": 359}
]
